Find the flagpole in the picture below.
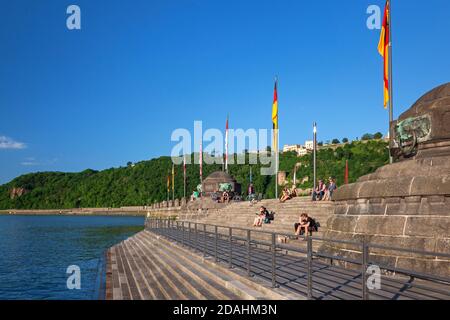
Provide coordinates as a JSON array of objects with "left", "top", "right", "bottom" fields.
[
  {"left": 200, "top": 142, "right": 203, "bottom": 199},
  {"left": 183, "top": 155, "right": 186, "bottom": 199},
  {"left": 167, "top": 173, "right": 170, "bottom": 203},
  {"left": 172, "top": 164, "right": 175, "bottom": 203},
  {"left": 388, "top": 0, "right": 394, "bottom": 164},
  {"left": 274, "top": 76, "right": 279, "bottom": 200},
  {"left": 225, "top": 115, "right": 229, "bottom": 173},
  {"left": 313, "top": 122, "right": 317, "bottom": 192},
  {"left": 274, "top": 130, "right": 278, "bottom": 199}
]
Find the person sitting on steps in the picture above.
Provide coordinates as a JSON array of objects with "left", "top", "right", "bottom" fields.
[
  {"left": 290, "top": 186, "right": 298, "bottom": 198},
  {"left": 247, "top": 183, "right": 255, "bottom": 201},
  {"left": 253, "top": 206, "right": 269, "bottom": 227},
  {"left": 280, "top": 187, "right": 291, "bottom": 203},
  {"left": 312, "top": 180, "right": 326, "bottom": 201},
  {"left": 294, "top": 213, "right": 318, "bottom": 240},
  {"left": 221, "top": 190, "right": 230, "bottom": 203}
]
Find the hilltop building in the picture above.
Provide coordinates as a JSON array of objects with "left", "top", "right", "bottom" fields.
[{"left": 283, "top": 140, "right": 314, "bottom": 156}]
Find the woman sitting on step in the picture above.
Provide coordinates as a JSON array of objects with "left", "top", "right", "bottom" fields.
[
  {"left": 253, "top": 206, "right": 269, "bottom": 227},
  {"left": 294, "top": 213, "right": 317, "bottom": 240},
  {"left": 280, "top": 187, "right": 291, "bottom": 203}
]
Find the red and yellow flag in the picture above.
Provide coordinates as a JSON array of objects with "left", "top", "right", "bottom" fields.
[
  {"left": 271, "top": 80, "right": 278, "bottom": 153},
  {"left": 378, "top": 0, "right": 390, "bottom": 108},
  {"left": 272, "top": 81, "right": 278, "bottom": 130}
]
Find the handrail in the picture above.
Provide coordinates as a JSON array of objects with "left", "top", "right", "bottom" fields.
[
  {"left": 147, "top": 217, "right": 450, "bottom": 300},
  {"left": 174, "top": 218, "right": 450, "bottom": 260}
]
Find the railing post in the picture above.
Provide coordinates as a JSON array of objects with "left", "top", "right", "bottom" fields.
[
  {"left": 307, "top": 236, "right": 313, "bottom": 300},
  {"left": 271, "top": 233, "right": 278, "bottom": 288},
  {"left": 228, "top": 228, "right": 233, "bottom": 269},
  {"left": 362, "top": 240, "right": 370, "bottom": 300},
  {"left": 214, "top": 226, "right": 218, "bottom": 262},
  {"left": 247, "top": 230, "right": 252, "bottom": 277},
  {"left": 203, "top": 224, "right": 207, "bottom": 257},
  {"left": 188, "top": 222, "right": 191, "bottom": 244},
  {"left": 181, "top": 221, "right": 185, "bottom": 246},
  {"left": 195, "top": 223, "right": 198, "bottom": 252}
]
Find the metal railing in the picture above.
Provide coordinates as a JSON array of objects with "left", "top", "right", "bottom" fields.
[{"left": 147, "top": 218, "right": 450, "bottom": 300}]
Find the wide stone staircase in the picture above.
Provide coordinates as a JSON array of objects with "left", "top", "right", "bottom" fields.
[
  {"left": 187, "top": 197, "right": 332, "bottom": 231},
  {"left": 106, "top": 230, "right": 303, "bottom": 300},
  {"left": 180, "top": 197, "right": 334, "bottom": 251}
]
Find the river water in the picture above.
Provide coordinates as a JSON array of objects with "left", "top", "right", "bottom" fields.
[{"left": 0, "top": 215, "right": 144, "bottom": 300}]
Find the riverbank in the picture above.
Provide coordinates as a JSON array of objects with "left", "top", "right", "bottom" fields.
[{"left": 0, "top": 207, "right": 148, "bottom": 216}]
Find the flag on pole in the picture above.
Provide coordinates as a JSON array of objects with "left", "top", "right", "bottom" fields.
[
  {"left": 172, "top": 164, "right": 175, "bottom": 201},
  {"left": 272, "top": 80, "right": 279, "bottom": 142},
  {"left": 378, "top": 0, "right": 390, "bottom": 108},
  {"left": 225, "top": 115, "right": 229, "bottom": 173},
  {"left": 272, "top": 78, "right": 279, "bottom": 198}
]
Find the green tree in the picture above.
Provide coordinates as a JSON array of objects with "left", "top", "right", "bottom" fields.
[
  {"left": 0, "top": 140, "right": 389, "bottom": 209},
  {"left": 332, "top": 139, "right": 340, "bottom": 144},
  {"left": 373, "top": 132, "right": 383, "bottom": 139}
]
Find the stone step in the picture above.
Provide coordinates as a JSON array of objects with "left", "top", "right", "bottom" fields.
[
  {"left": 109, "top": 232, "right": 243, "bottom": 299},
  {"left": 107, "top": 230, "right": 304, "bottom": 300},
  {"left": 181, "top": 197, "right": 335, "bottom": 247},
  {"left": 133, "top": 232, "right": 241, "bottom": 300},
  {"left": 140, "top": 231, "right": 304, "bottom": 300}
]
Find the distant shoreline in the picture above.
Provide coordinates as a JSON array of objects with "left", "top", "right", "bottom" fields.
[{"left": 0, "top": 207, "right": 147, "bottom": 217}]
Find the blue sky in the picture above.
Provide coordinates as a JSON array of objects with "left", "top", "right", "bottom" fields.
[{"left": 0, "top": 0, "right": 449, "bottom": 184}]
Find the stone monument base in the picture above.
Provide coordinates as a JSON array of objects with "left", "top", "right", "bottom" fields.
[{"left": 321, "top": 84, "right": 450, "bottom": 278}]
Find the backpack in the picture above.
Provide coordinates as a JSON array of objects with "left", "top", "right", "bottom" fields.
[
  {"left": 309, "top": 218, "right": 320, "bottom": 232},
  {"left": 264, "top": 211, "right": 275, "bottom": 224}
]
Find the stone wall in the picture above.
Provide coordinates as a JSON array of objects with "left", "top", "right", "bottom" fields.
[
  {"left": 144, "top": 197, "right": 228, "bottom": 222},
  {"left": 322, "top": 195, "right": 450, "bottom": 277}
]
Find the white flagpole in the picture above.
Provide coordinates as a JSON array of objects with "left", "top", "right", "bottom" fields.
[
  {"left": 199, "top": 142, "right": 203, "bottom": 198},
  {"left": 225, "top": 116, "right": 229, "bottom": 173},
  {"left": 183, "top": 155, "right": 186, "bottom": 199}
]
